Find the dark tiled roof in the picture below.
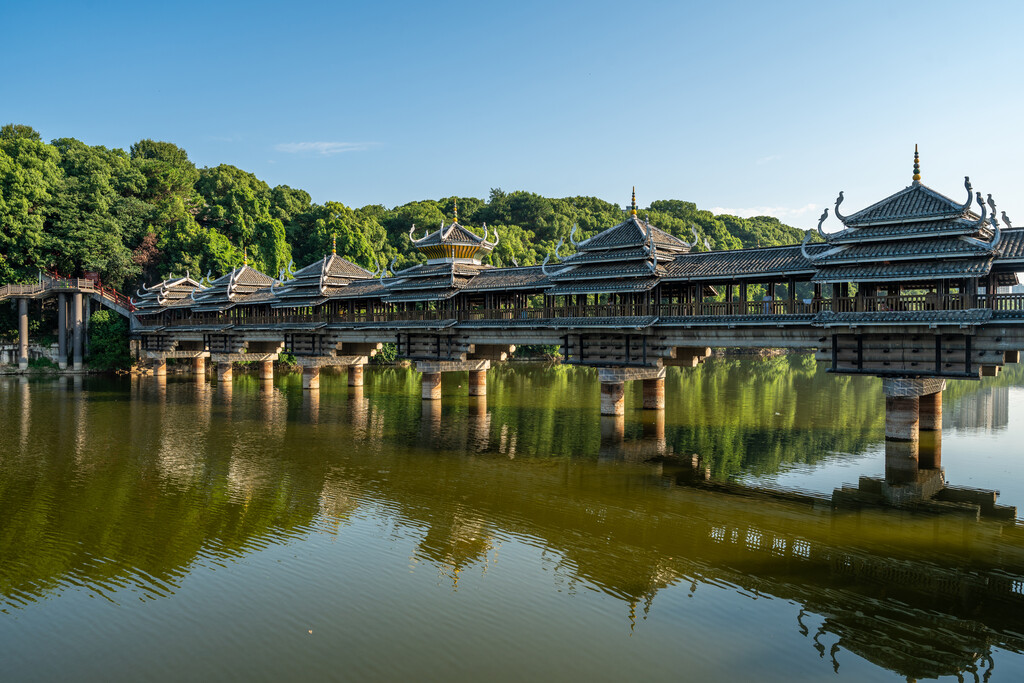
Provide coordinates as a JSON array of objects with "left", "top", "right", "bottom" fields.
[
  {"left": 462, "top": 267, "right": 548, "bottom": 291},
  {"left": 580, "top": 216, "right": 690, "bottom": 252},
  {"left": 325, "top": 279, "right": 387, "bottom": 300},
  {"left": 657, "top": 314, "right": 816, "bottom": 327},
  {"left": 385, "top": 276, "right": 472, "bottom": 293},
  {"left": 561, "top": 246, "right": 650, "bottom": 264},
  {"left": 997, "top": 228, "right": 1024, "bottom": 261},
  {"left": 813, "top": 237, "right": 992, "bottom": 264},
  {"left": 190, "top": 265, "right": 275, "bottom": 306},
  {"left": 411, "top": 221, "right": 493, "bottom": 247},
  {"left": 812, "top": 258, "right": 993, "bottom": 283},
  {"left": 550, "top": 261, "right": 661, "bottom": 280},
  {"left": 841, "top": 182, "right": 972, "bottom": 227},
  {"left": 814, "top": 309, "right": 993, "bottom": 326},
  {"left": 826, "top": 217, "right": 987, "bottom": 244},
  {"left": 662, "top": 244, "right": 826, "bottom": 281},
  {"left": 132, "top": 276, "right": 204, "bottom": 312},
  {"left": 546, "top": 277, "right": 660, "bottom": 295},
  {"left": 338, "top": 319, "right": 458, "bottom": 330},
  {"left": 383, "top": 288, "right": 462, "bottom": 302}
]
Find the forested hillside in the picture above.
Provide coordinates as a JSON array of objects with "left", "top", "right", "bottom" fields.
[{"left": 0, "top": 124, "right": 810, "bottom": 290}]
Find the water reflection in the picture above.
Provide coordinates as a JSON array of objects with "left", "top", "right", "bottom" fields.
[{"left": 0, "top": 360, "right": 1022, "bottom": 682}]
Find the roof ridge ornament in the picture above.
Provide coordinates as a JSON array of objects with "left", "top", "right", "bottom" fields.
[
  {"left": 913, "top": 144, "right": 921, "bottom": 184},
  {"left": 540, "top": 238, "right": 565, "bottom": 277},
  {"left": 987, "top": 195, "right": 1001, "bottom": 251},
  {"left": 972, "top": 191, "right": 988, "bottom": 228},
  {"left": 570, "top": 223, "right": 580, "bottom": 248},
  {"left": 961, "top": 177, "right": 973, "bottom": 211},
  {"left": 800, "top": 230, "right": 815, "bottom": 261},
  {"left": 1002, "top": 211, "right": 1012, "bottom": 229},
  {"left": 834, "top": 192, "right": 847, "bottom": 225},
  {"left": 680, "top": 224, "right": 700, "bottom": 249},
  {"left": 816, "top": 208, "right": 830, "bottom": 240},
  {"left": 630, "top": 187, "right": 637, "bottom": 217},
  {"left": 645, "top": 221, "right": 658, "bottom": 274}
]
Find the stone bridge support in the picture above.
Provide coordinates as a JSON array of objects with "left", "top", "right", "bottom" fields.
[
  {"left": 882, "top": 377, "right": 945, "bottom": 483},
  {"left": 145, "top": 349, "right": 210, "bottom": 378},
  {"left": 72, "top": 292, "right": 83, "bottom": 372},
  {"left": 295, "top": 355, "right": 370, "bottom": 390},
  {"left": 596, "top": 366, "right": 667, "bottom": 416},
  {"left": 56, "top": 293, "right": 68, "bottom": 370},
  {"left": 17, "top": 298, "right": 29, "bottom": 371},
  {"left": 415, "top": 360, "right": 491, "bottom": 400}
]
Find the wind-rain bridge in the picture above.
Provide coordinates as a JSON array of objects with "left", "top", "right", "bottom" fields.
[{"left": 5, "top": 153, "right": 1024, "bottom": 503}]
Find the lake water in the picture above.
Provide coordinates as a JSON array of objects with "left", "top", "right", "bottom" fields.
[{"left": 1, "top": 357, "right": 1023, "bottom": 681}]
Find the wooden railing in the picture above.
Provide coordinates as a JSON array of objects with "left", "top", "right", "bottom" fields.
[
  {"left": 133, "top": 293, "right": 1024, "bottom": 328},
  {"left": 0, "top": 272, "right": 135, "bottom": 312}
]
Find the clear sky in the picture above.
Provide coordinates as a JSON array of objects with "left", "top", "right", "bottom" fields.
[{"left": 4, "top": 0, "right": 1023, "bottom": 231}]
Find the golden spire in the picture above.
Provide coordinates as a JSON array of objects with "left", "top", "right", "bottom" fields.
[
  {"left": 630, "top": 186, "right": 637, "bottom": 216},
  {"left": 243, "top": 246, "right": 247, "bottom": 266},
  {"left": 454, "top": 198, "right": 459, "bottom": 224},
  {"left": 913, "top": 144, "right": 921, "bottom": 183},
  {"left": 332, "top": 233, "right": 337, "bottom": 255}
]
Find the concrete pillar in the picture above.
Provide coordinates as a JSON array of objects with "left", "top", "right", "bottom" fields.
[
  {"left": 83, "top": 298, "right": 90, "bottom": 358},
  {"left": 422, "top": 372, "right": 442, "bottom": 400},
  {"left": 217, "top": 362, "right": 233, "bottom": 382},
  {"left": 348, "top": 364, "right": 364, "bottom": 387},
  {"left": 919, "top": 392, "right": 942, "bottom": 431},
  {"left": 152, "top": 358, "right": 167, "bottom": 377},
  {"left": 468, "top": 369, "right": 487, "bottom": 396},
  {"left": 57, "top": 293, "right": 68, "bottom": 369},
  {"left": 600, "top": 382, "right": 625, "bottom": 416},
  {"left": 194, "top": 356, "right": 206, "bottom": 376},
  {"left": 302, "top": 365, "right": 321, "bottom": 390},
  {"left": 17, "top": 298, "right": 29, "bottom": 371},
  {"left": 72, "top": 292, "right": 83, "bottom": 371},
  {"left": 260, "top": 360, "right": 274, "bottom": 381},
  {"left": 642, "top": 377, "right": 665, "bottom": 410}
]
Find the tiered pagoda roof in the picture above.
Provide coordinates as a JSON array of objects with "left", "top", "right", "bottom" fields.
[
  {"left": 384, "top": 203, "right": 499, "bottom": 302},
  {"left": 189, "top": 264, "right": 275, "bottom": 312},
  {"left": 542, "top": 189, "right": 692, "bottom": 295},
  {"left": 271, "top": 253, "right": 373, "bottom": 308},
  {"left": 132, "top": 275, "right": 204, "bottom": 314},
  {"left": 808, "top": 147, "right": 1013, "bottom": 285}
]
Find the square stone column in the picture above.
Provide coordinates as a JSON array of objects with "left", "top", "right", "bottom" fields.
[
  {"left": 57, "top": 293, "right": 68, "bottom": 369},
  {"left": 348, "top": 364, "right": 364, "bottom": 387},
  {"left": 642, "top": 377, "right": 665, "bottom": 410},
  {"left": 217, "top": 362, "right": 233, "bottom": 382},
  {"left": 468, "top": 369, "right": 487, "bottom": 396},
  {"left": 919, "top": 391, "right": 942, "bottom": 431},
  {"left": 302, "top": 365, "right": 321, "bottom": 390},
  {"left": 422, "top": 372, "right": 442, "bottom": 400},
  {"left": 152, "top": 357, "right": 168, "bottom": 377},
  {"left": 72, "top": 292, "right": 83, "bottom": 371},
  {"left": 260, "top": 360, "right": 274, "bottom": 381},
  {"left": 194, "top": 356, "right": 206, "bottom": 376},
  {"left": 600, "top": 382, "right": 625, "bottom": 416},
  {"left": 17, "top": 298, "right": 29, "bottom": 371}
]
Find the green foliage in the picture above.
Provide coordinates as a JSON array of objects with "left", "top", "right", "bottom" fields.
[
  {"left": 371, "top": 342, "right": 398, "bottom": 365},
  {"left": 87, "top": 309, "right": 132, "bottom": 370},
  {"left": 0, "top": 122, "right": 812, "bottom": 291},
  {"left": 27, "top": 356, "right": 58, "bottom": 369}
]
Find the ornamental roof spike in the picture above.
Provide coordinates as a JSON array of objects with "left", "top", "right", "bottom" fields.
[
  {"left": 570, "top": 223, "right": 580, "bottom": 247},
  {"left": 800, "top": 230, "right": 815, "bottom": 261},
  {"left": 912, "top": 144, "right": 921, "bottom": 184},
  {"left": 817, "top": 208, "right": 830, "bottom": 240},
  {"left": 680, "top": 224, "right": 699, "bottom": 249},
  {"left": 973, "top": 191, "right": 988, "bottom": 228},
  {"left": 961, "top": 177, "right": 973, "bottom": 211},
  {"left": 1002, "top": 211, "right": 1012, "bottom": 229},
  {"left": 989, "top": 212, "right": 1002, "bottom": 251},
  {"left": 834, "top": 191, "right": 847, "bottom": 225},
  {"left": 491, "top": 226, "right": 499, "bottom": 246}
]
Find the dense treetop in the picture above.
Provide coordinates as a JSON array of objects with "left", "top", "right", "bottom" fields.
[{"left": 0, "top": 125, "right": 811, "bottom": 289}]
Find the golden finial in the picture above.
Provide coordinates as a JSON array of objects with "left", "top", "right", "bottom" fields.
[
  {"left": 332, "top": 233, "right": 336, "bottom": 255},
  {"left": 454, "top": 198, "right": 459, "bottom": 224},
  {"left": 630, "top": 186, "right": 638, "bottom": 216},
  {"left": 243, "top": 246, "right": 247, "bottom": 266},
  {"left": 913, "top": 144, "right": 921, "bottom": 183}
]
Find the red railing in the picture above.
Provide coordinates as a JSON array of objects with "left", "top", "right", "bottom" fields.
[{"left": 43, "top": 270, "right": 135, "bottom": 312}]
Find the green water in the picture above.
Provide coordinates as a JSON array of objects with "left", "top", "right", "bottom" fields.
[{"left": 1, "top": 358, "right": 1023, "bottom": 682}]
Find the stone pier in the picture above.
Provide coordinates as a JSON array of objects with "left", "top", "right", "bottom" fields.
[
  {"left": 415, "top": 360, "right": 491, "bottom": 401},
  {"left": 194, "top": 356, "right": 206, "bottom": 376},
  {"left": 468, "top": 369, "right": 487, "bottom": 396},
  {"left": 597, "top": 366, "right": 666, "bottom": 416},
  {"left": 882, "top": 377, "right": 945, "bottom": 479},
  {"left": 642, "top": 377, "right": 665, "bottom": 410},
  {"left": 57, "top": 293, "right": 68, "bottom": 370},
  {"left": 216, "top": 362, "right": 233, "bottom": 382},
  {"left": 17, "top": 298, "right": 29, "bottom": 371},
  {"left": 293, "top": 355, "right": 368, "bottom": 390},
  {"left": 152, "top": 357, "right": 168, "bottom": 377},
  {"left": 302, "top": 366, "right": 320, "bottom": 390},
  {"left": 259, "top": 360, "right": 274, "bottom": 382},
  {"left": 72, "top": 292, "right": 83, "bottom": 371},
  {"left": 348, "top": 364, "right": 364, "bottom": 387}
]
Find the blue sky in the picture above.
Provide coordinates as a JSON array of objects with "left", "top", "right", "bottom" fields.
[{"left": 5, "top": 0, "right": 1023, "bottom": 230}]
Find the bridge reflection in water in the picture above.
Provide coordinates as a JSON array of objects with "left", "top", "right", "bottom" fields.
[{"left": 1, "top": 361, "right": 1023, "bottom": 681}]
